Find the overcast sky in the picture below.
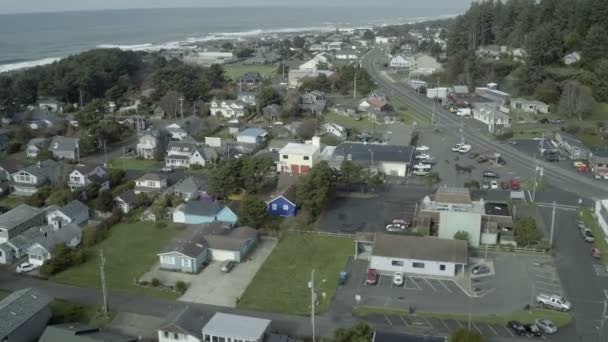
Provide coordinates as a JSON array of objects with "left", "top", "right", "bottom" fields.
[{"left": 1, "top": 0, "right": 474, "bottom": 15}]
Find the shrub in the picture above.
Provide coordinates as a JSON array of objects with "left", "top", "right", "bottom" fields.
[
  {"left": 155, "top": 221, "right": 167, "bottom": 229},
  {"left": 40, "top": 245, "right": 87, "bottom": 276},
  {"left": 151, "top": 278, "right": 160, "bottom": 287},
  {"left": 175, "top": 281, "right": 188, "bottom": 294}
]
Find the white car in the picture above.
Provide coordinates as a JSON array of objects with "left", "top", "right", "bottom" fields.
[
  {"left": 393, "top": 272, "right": 404, "bottom": 286},
  {"left": 457, "top": 145, "right": 472, "bottom": 153},
  {"left": 451, "top": 143, "right": 464, "bottom": 152},
  {"left": 490, "top": 180, "right": 498, "bottom": 189},
  {"left": 415, "top": 153, "right": 430, "bottom": 160},
  {"left": 413, "top": 163, "right": 432, "bottom": 170},
  {"left": 415, "top": 145, "right": 430, "bottom": 152},
  {"left": 16, "top": 262, "right": 37, "bottom": 273},
  {"left": 412, "top": 169, "right": 429, "bottom": 176}
]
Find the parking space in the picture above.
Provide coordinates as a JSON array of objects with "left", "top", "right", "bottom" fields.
[
  {"left": 364, "top": 274, "right": 463, "bottom": 296},
  {"left": 529, "top": 261, "right": 563, "bottom": 297}
]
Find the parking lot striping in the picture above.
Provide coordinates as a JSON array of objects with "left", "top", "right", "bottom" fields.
[
  {"left": 399, "top": 315, "right": 409, "bottom": 327},
  {"left": 424, "top": 318, "right": 434, "bottom": 330},
  {"left": 604, "top": 289, "right": 608, "bottom": 299},
  {"left": 437, "top": 280, "right": 453, "bottom": 293},
  {"left": 383, "top": 314, "right": 393, "bottom": 326},
  {"left": 471, "top": 322, "right": 483, "bottom": 335},
  {"left": 455, "top": 320, "right": 464, "bottom": 328},
  {"left": 408, "top": 277, "right": 422, "bottom": 290},
  {"left": 503, "top": 326, "right": 514, "bottom": 337},
  {"left": 438, "top": 319, "right": 450, "bottom": 331},
  {"left": 487, "top": 324, "right": 499, "bottom": 336},
  {"left": 423, "top": 278, "right": 438, "bottom": 292}
]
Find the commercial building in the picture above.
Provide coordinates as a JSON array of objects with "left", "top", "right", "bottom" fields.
[
  {"left": 277, "top": 137, "right": 321, "bottom": 175},
  {"left": 327, "top": 142, "right": 415, "bottom": 177}
]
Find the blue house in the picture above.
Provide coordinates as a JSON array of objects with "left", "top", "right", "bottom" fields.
[
  {"left": 267, "top": 185, "right": 297, "bottom": 217},
  {"left": 173, "top": 200, "right": 238, "bottom": 225}
]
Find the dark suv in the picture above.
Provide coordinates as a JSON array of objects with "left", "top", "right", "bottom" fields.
[{"left": 507, "top": 321, "right": 526, "bottom": 336}]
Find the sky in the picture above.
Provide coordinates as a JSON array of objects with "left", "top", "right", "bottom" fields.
[{"left": 0, "top": 0, "right": 474, "bottom": 15}]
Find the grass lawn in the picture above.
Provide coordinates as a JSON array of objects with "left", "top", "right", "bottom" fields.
[
  {"left": 353, "top": 306, "right": 572, "bottom": 327},
  {"left": 590, "top": 102, "right": 608, "bottom": 121},
  {"left": 224, "top": 63, "right": 278, "bottom": 82},
  {"left": 239, "top": 233, "right": 353, "bottom": 315},
  {"left": 0, "top": 195, "right": 25, "bottom": 209},
  {"left": 2, "top": 151, "right": 30, "bottom": 163},
  {"left": 108, "top": 158, "right": 163, "bottom": 171},
  {"left": 578, "top": 132, "right": 607, "bottom": 148},
  {"left": 580, "top": 209, "right": 608, "bottom": 265},
  {"left": 53, "top": 221, "right": 182, "bottom": 299},
  {"left": 324, "top": 112, "right": 376, "bottom": 131},
  {"left": 50, "top": 299, "right": 115, "bottom": 327}
]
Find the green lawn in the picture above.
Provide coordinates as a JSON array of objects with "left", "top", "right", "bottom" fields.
[
  {"left": 239, "top": 234, "right": 353, "bottom": 315},
  {"left": 353, "top": 306, "right": 572, "bottom": 327},
  {"left": 224, "top": 63, "right": 278, "bottom": 82},
  {"left": 590, "top": 102, "right": 608, "bottom": 121},
  {"left": 108, "top": 158, "right": 163, "bottom": 171},
  {"left": 324, "top": 112, "right": 376, "bottom": 131},
  {"left": 2, "top": 151, "right": 30, "bottom": 163},
  {"left": 0, "top": 195, "right": 25, "bottom": 209},
  {"left": 53, "top": 221, "right": 182, "bottom": 299},
  {"left": 580, "top": 209, "right": 608, "bottom": 265}
]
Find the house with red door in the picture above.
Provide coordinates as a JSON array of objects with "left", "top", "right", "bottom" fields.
[{"left": 277, "top": 137, "right": 321, "bottom": 175}]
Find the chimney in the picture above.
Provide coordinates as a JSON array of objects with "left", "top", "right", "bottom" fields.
[
  {"left": 37, "top": 160, "right": 41, "bottom": 168},
  {"left": 312, "top": 136, "right": 321, "bottom": 147}
]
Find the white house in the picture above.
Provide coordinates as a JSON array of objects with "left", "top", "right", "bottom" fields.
[
  {"left": 165, "top": 141, "right": 216, "bottom": 169},
  {"left": 473, "top": 105, "right": 511, "bottom": 133},
  {"left": 298, "top": 53, "right": 332, "bottom": 71},
  {"left": 202, "top": 313, "right": 270, "bottom": 342},
  {"left": 277, "top": 137, "right": 322, "bottom": 175},
  {"left": 166, "top": 123, "right": 189, "bottom": 141},
  {"left": 511, "top": 98, "right": 550, "bottom": 114},
  {"left": 563, "top": 52, "right": 581, "bottom": 65},
  {"left": 137, "top": 130, "right": 163, "bottom": 160},
  {"left": 369, "top": 234, "right": 468, "bottom": 277},
  {"left": 134, "top": 173, "right": 168, "bottom": 194},
  {"left": 236, "top": 128, "right": 268, "bottom": 145},
  {"left": 67, "top": 164, "right": 109, "bottom": 192},
  {"left": 210, "top": 99, "right": 246, "bottom": 119},
  {"left": 157, "top": 307, "right": 206, "bottom": 342},
  {"left": 389, "top": 56, "right": 410, "bottom": 68},
  {"left": 321, "top": 123, "right": 347, "bottom": 139},
  {"left": 375, "top": 36, "right": 391, "bottom": 44},
  {"left": 335, "top": 50, "right": 359, "bottom": 60},
  {"left": 27, "top": 224, "right": 82, "bottom": 267},
  {"left": 595, "top": 199, "right": 608, "bottom": 237},
  {"left": 46, "top": 200, "right": 90, "bottom": 229}
]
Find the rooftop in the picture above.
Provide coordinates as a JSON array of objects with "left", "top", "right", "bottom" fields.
[
  {"left": 0, "top": 204, "right": 43, "bottom": 231},
  {"left": 372, "top": 234, "right": 468, "bottom": 264},
  {"left": 484, "top": 202, "right": 511, "bottom": 217},
  {"left": 435, "top": 187, "right": 472, "bottom": 205},
  {"left": 0, "top": 288, "right": 53, "bottom": 339},
  {"left": 329, "top": 142, "right": 415, "bottom": 167},
  {"left": 279, "top": 142, "right": 320, "bottom": 156},
  {"left": 158, "top": 307, "right": 210, "bottom": 340},
  {"left": 238, "top": 128, "right": 268, "bottom": 138},
  {"left": 202, "top": 313, "right": 271, "bottom": 341},
  {"left": 39, "top": 323, "right": 137, "bottom": 342}
]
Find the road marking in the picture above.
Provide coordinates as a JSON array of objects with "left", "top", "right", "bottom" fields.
[
  {"left": 487, "top": 324, "right": 499, "bottom": 336},
  {"left": 472, "top": 322, "right": 482, "bottom": 335},
  {"left": 604, "top": 289, "right": 608, "bottom": 299},
  {"left": 455, "top": 320, "right": 464, "bottom": 328},
  {"left": 438, "top": 280, "right": 453, "bottom": 293},
  {"left": 439, "top": 319, "right": 450, "bottom": 331},
  {"left": 399, "top": 315, "right": 409, "bottom": 327},
  {"left": 384, "top": 314, "right": 393, "bottom": 326},
  {"left": 424, "top": 318, "right": 434, "bottom": 329},
  {"left": 377, "top": 276, "right": 381, "bottom": 286},
  {"left": 423, "top": 278, "right": 438, "bottom": 292},
  {"left": 409, "top": 277, "right": 422, "bottom": 290},
  {"left": 504, "top": 327, "right": 514, "bottom": 337}
]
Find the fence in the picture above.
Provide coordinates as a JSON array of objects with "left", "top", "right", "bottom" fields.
[
  {"left": 287, "top": 229, "right": 356, "bottom": 239},
  {"left": 473, "top": 244, "right": 550, "bottom": 255}
]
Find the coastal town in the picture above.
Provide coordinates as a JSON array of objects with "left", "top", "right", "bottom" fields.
[{"left": 2, "top": 1, "right": 608, "bottom": 342}]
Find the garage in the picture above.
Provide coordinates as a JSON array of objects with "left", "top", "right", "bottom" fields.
[{"left": 210, "top": 249, "right": 239, "bottom": 262}]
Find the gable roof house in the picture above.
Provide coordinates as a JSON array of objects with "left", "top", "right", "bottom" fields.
[
  {"left": 137, "top": 129, "right": 168, "bottom": 160},
  {"left": 389, "top": 55, "right": 411, "bottom": 68},
  {"left": 48, "top": 136, "right": 80, "bottom": 161},
  {"left": 172, "top": 200, "right": 238, "bottom": 225},
  {"left": 158, "top": 307, "right": 211, "bottom": 342},
  {"left": 134, "top": 173, "right": 168, "bottom": 194},
  {"left": 277, "top": 138, "right": 322, "bottom": 175},
  {"left": 238, "top": 91, "right": 257, "bottom": 105},
  {"left": 68, "top": 164, "right": 109, "bottom": 193},
  {"left": 165, "top": 140, "right": 217, "bottom": 169},
  {"left": 114, "top": 190, "right": 136, "bottom": 214},
  {"left": 40, "top": 323, "right": 137, "bottom": 342},
  {"left": 472, "top": 105, "right": 511, "bottom": 133},
  {"left": 26, "top": 223, "right": 82, "bottom": 266},
  {"left": 0, "top": 288, "right": 53, "bottom": 342},
  {"left": 0, "top": 160, "right": 26, "bottom": 183},
  {"left": 236, "top": 128, "right": 269, "bottom": 145},
  {"left": 210, "top": 99, "right": 246, "bottom": 119},
  {"left": 46, "top": 200, "right": 90, "bottom": 229},
  {"left": 237, "top": 72, "right": 262, "bottom": 87},
  {"left": 267, "top": 177, "right": 298, "bottom": 217},
  {"left": 0, "top": 204, "right": 45, "bottom": 245},
  {"left": 166, "top": 123, "right": 189, "bottom": 141},
  {"left": 511, "top": 98, "right": 550, "bottom": 114},
  {"left": 321, "top": 122, "right": 347, "bottom": 139},
  {"left": 300, "top": 90, "right": 327, "bottom": 114},
  {"left": 26, "top": 137, "right": 50, "bottom": 158},
  {"left": 563, "top": 51, "right": 581, "bottom": 65},
  {"left": 202, "top": 313, "right": 270, "bottom": 342},
  {"left": 172, "top": 176, "right": 209, "bottom": 201},
  {"left": 328, "top": 142, "right": 415, "bottom": 177},
  {"left": 11, "top": 160, "right": 64, "bottom": 196},
  {"left": 263, "top": 104, "right": 282, "bottom": 122}
]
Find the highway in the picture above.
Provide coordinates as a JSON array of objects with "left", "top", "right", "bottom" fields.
[{"left": 361, "top": 49, "right": 608, "bottom": 201}]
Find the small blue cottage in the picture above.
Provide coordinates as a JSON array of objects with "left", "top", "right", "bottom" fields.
[
  {"left": 267, "top": 184, "right": 297, "bottom": 217},
  {"left": 173, "top": 200, "right": 238, "bottom": 225}
]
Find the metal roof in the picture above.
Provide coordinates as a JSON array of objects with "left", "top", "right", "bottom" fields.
[
  {"left": 0, "top": 204, "right": 43, "bottom": 231},
  {"left": 372, "top": 234, "right": 468, "bottom": 264},
  {"left": 0, "top": 288, "right": 52, "bottom": 339},
  {"left": 202, "top": 313, "right": 270, "bottom": 341}
]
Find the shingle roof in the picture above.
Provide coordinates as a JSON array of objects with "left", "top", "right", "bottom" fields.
[
  {"left": 115, "top": 190, "right": 136, "bottom": 204},
  {"left": 57, "top": 200, "right": 88, "bottom": 221},
  {"left": 330, "top": 142, "right": 415, "bottom": 167},
  {"left": 21, "top": 159, "right": 63, "bottom": 183},
  {"left": 0, "top": 160, "right": 26, "bottom": 174},
  {"left": 74, "top": 164, "right": 103, "bottom": 175},
  {"left": 182, "top": 200, "right": 222, "bottom": 217},
  {"left": 202, "top": 313, "right": 270, "bottom": 341},
  {"left": 238, "top": 128, "right": 268, "bottom": 138},
  {"left": 372, "top": 234, "right": 468, "bottom": 264},
  {"left": 159, "top": 237, "right": 208, "bottom": 258},
  {"left": 138, "top": 173, "right": 165, "bottom": 182},
  {"left": 27, "top": 223, "right": 82, "bottom": 252},
  {"left": 40, "top": 323, "right": 137, "bottom": 342},
  {"left": 158, "top": 307, "right": 210, "bottom": 339},
  {"left": 171, "top": 223, "right": 258, "bottom": 252},
  {"left": 174, "top": 176, "right": 208, "bottom": 194},
  {"left": 48, "top": 136, "right": 79, "bottom": 152},
  {"left": 0, "top": 204, "right": 43, "bottom": 231},
  {"left": 0, "top": 288, "right": 52, "bottom": 339}
]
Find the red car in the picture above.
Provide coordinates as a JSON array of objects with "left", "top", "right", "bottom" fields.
[
  {"left": 592, "top": 248, "right": 601, "bottom": 259},
  {"left": 366, "top": 269, "right": 378, "bottom": 285}
]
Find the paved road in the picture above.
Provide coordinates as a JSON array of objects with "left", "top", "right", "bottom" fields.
[{"left": 361, "top": 49, "right": 608, "bottom": 201}]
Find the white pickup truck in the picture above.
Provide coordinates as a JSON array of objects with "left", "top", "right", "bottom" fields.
[{"left": 536, "top": 293, "right": 571, "bottom": 312}]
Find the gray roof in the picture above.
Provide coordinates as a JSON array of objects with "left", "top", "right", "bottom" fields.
[
  {"left": 27, "top": 137, "right": 50, "bottom": 149},
  {"left": 20, "top": 159, "right": 63, "bottom": 184},
  {"left": 174, "top": 176, "right": 208, "bottom": 194},
  {"left": 202, "top": 313, "right": 270, "bottom": 341},
  {"left": 170, "top": 223, "right": 258, "bottom": 252},
  {"left": 238, "top": 128, "right": 268, "bottom": 138},
  {"left": 372, "top": 234, "right": 468, "bottom": 264},
  {"left": 592, "top": 148, "right": 608, "bottom": 158},
  {"left": 453, "top": 85, "right": 469, "bottom": 94},
  {"left": 159, "top": 238, "right": 207, "bottom": 258},
  {"left": 56, "top": 200, "right": 89, "bottom": 221},
  {"left": 330, "top": 142, "right": 415, "bottom": 167},
  {"left": 182, "top": 200, "right": 222, "bottom": 217},
  {"left": 0, "top": 159, "right": 26, "bottom": 174},
  {"left": 138, "top": 173, "right": 166, "bottom": 182},
  {"left": 39, "top": 323, "right": 137, "bottom": 342},
  {"left": 28, "top": 223, "right": 82, "bottom": 252},
  {"left": 74, "top": 164, "right": 104, "bottom": 176},
  {"left": 0, "top": 288, "right": 53, "bottom": 339},
  {"left": 159, "top": 307, "right": 210, "bottom": 339},
  {"left": 167, "top": 140, "right": 199, "bottom": 154},
  {"left": 48, "top": 136, "right": 79, "bottom": 153},
  {"left": 115, "top": 190, "right": 136, "bottom": 204},
  {"left": 0, "top": 204, "right": 43, "bottom": 231}
]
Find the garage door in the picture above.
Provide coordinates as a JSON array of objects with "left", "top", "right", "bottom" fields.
[
  {"left": 211, "top": 249, "right": 238, "bottom": 262},
  {"left": 300, "top": 165, "right": 310, "bottom": 174},
  {"left": 290, "top": 164, "right": 300, "bottom": 175}
]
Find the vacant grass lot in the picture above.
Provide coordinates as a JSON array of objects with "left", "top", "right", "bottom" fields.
[
  {"left": 108, "top": 158, "right": 163, "bottom": 171},
  {"left": 53, "top": 222, "right": 182, "bottom": 299},
  {"left": 224, "top": 63, "right": 278, "bottom": 82},
  {"left": 239, "top": 233, "right": 353, "bottom": 315}
]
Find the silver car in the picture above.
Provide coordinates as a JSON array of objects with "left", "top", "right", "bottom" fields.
[{"left": 535, "top": 319, "right": 558, "bottom": 334}]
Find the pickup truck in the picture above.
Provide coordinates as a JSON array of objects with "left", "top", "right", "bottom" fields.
[
  {"left": 413, "top": 163, "right": 432, "bottom": 171},
  {"left": 536, "top": 293, "right": 571, "bottom": 311}
]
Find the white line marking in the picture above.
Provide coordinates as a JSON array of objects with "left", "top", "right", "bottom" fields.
[
  {"left": 423, "top": 278, "right": 438, "bottom": 292},
  {"left": 399, "top": 315, "right": 409, "bottom": 327},
  {"left": 440, "top": 319, "right": 450, "bottom": 331},
  {"left": 504, "top": 327, "right": 514, "bottom": 337},
  {"left": 472, "top": 322, "right": 482, "bottom": 334},
  {"left": 384, "top": 314, "right": 393, "bottom": 326},
  {"left": 409, "top": 277, "right": 422, "bottom": 290},
  {"left": 487, "top": 324, "right": 499, "bottom": 336},
  {"left": 438, "top": 280, "right": 453, "bottom": 293},
  {"left": 425, "top": 318, "right": 434, "bottom": 329},
  {"left": 456, "top": 320, "right": 464, "bottom": 328}
]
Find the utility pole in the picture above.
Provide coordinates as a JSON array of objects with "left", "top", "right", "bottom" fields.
[
  {"left": 549, "top": 201, "right": 556, "bottom": 247},
  {"left": 103, "top": 139, "right": 107, "bottom": 167},
  {"left": 99, "top": 249, "right": 108, "bottom": 314},
  {"left": 310, "top": 269, "right": 316, "bottom": 342},
  {"left": 179, "top": 97, "right": 184, "bottom": 122},
  {"left": 353, "top": 68, "right": 357, "bottom": 99},
  {"left": 529, "top": 282, "right": 535, "bottom": 313},
  {"left": 600, "top": 299, "right": 608, "bottom": 341}
]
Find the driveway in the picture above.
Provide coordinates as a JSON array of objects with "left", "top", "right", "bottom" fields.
[{"left": 179, "top": 237, "right": 276, "bottom": 307}]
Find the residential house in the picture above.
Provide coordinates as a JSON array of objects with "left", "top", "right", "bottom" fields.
[
  {"left": 165, "top": 140, "right": 217, "bottom": 169},
  {"left": 335, "top": 50, "right": 359, "bottom": 60},
  {"left": 375, "top": 36, "right": 391, "bottom": 44},
  {"left": 298, "top": 53, "right": 332, "bottom": 71},
  {"left": 118, "top": 115, "right": 146, "bottom": 131},
  {"left": 267, "top": 177, "right": 297, "bottom": 217},
  {"left": 172, "top": 200, "right": 238, "bottom": 225},
  {"left": 173, "top": 176, "right": 209, "bottom": 201},
  {"left": 332, "top": 104, "right": 357, "bottom": 117},
  {"left": 236, "top": 128, "right": 268, "bottom": 145},
  {"left": 563, "top": 52, "right": 581, "bottom": 65},
  {"left": 48, "top": 136, "right": 80, "bottom": 161},
  {"left": 134, "top": 173, "right": 168, "bottom": 194},
  {"left": 158, "top": 234, "right": 211, "bottom": 274},
  {"left": 263, "top": 104, "right": 282, "bottom": 121},
  {"left": 277, "top": 137, "right": 322, "bottom": 175},
  {"left": 300, "top": 90, "right": 327, "bottom": 114},
  {"left": 0, "top": 288, "right": 53, "bottom": 342},
  {"left": 0, "top": 204, "right": 45, "bottom": 244},
  {"left": 476, "top": 45, "right": 504, "bottom": 60},
  {"left": 452, "top": 85, "right": 470, "bottom": 97},
  {"left": 166, "top": 123, "right": 189, "bottom": 141},
  {"left": 511, "top": 98, "right": 550, "bottom": 114},
  {"left": 368, "top": 233, "right": 468, "bottom": 277},
  {"left": 11, "top": 160, "right": 64, "bottom": 196},
  {"left": 328, "top": 142, "right": 415, "bottom": 177},
  {"left": 0, "top": 160, "right": 25, "bottom": 183},
  {"left": 554, "top": 132, "right": 590, "bottom": 160},
  {"left": 26, "top": 223, "right": 82, "bottom": 266},
  {"left": 114, "top": 190, "right": 136, "bottom": 214},
  {"left": 46, "top": 200, "right": 90, "bottom": 229},
  {"left": 210, "top": 99, "right": 246, "bottom": 119},
  {"left": 137, "top": 130, "right": 167, "bottom": 160},
  {"left": 389, "top": 55, "right": 410, "bottom": 68},
  {"left": 238, "top": 91, "right": 257, "bottom": 105},
  {"left": 157, "top": 307, "right": 210, "bottom": 342},
  {"left": 68, "top": 164, "right": 109, "bottom": 193},
  {"left": 40, "top": 323, "right": 137, "bottom": 342},
  {"left": 237, "top": 72, "right": 262, "bottom": 87},
  {"left": 590, "top": 148, "right": 608, "bottom": 179},
  {"left": 288, "top": 69, "right": 335, "bottom": 88},
  {"left": 472, "top": 105, "right": 511, "bottom": 133},
  {"left": 38, "top": 96, "right": 63, "bottom": 112},
  {"left": 202, "top": 313, "right": 270, "bottom": 342},
  {"left": 26, "top": 138, "right": 50, "bottom": 158},
  {"left": 321, "top": 123, "right": 347, "bottom": 139}
]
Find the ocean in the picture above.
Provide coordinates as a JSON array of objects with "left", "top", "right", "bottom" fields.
[{"left": 0, "top": 6, "right": 461, "bottom": 72}]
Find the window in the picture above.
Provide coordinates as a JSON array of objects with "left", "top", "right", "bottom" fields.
[
  {"left": 412, "top": 262, "right": 425, "bottom": 269},
  {"left": 164, "top": 331, "right": 169, "bottom": 338},
  {"left": 182, "top": 258, "right": 192, "bottom": 268},
  {"left": 283, "top": 204, "right": 289, "bottom": 211},
  {"left": 391, "top": 260, "right": 404, "bottom": 266},
  {"left": 174, "top": 333, "right": 179, "bottom": 339},
  {"left": 440, "top": 264, "right": 446, "bottom": 271},
  {"left": 272, "top": 204, "right": 277, "bottom": 210},
  {"left": 303, "top": 156, "right": 310, "bottom": 161},
  {"left": 161, "top": 256, "right": 175, "bottom": 264},
  {"left": 282, "top": 155, "right": 288, "bottom": 159}
]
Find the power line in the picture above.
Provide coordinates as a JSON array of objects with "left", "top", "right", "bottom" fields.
[{"left": 99, "top": 249, "right": 108, "bottom": 314}]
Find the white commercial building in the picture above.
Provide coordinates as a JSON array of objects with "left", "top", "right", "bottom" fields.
[
  {"left": 389, "top": 55, "right": 411, "bottom": 68},
  {"left": 369, "top": 234, "right": 468, "bottom": 277}
]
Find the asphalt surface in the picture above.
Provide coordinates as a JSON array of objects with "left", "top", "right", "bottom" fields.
[{"left": 361, "top": 49, "right": 608, "bottom": 201}]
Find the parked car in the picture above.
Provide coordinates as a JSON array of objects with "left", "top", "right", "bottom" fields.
[
  {"left": 415, "top": 153, "right": 430, "bottom": 160},
  {"left": 536, "top": 293, "right": 571, "bottom": 311},
  {"left": 592, "top": 247, "right": 601, "bottom": 259},
  {"left": 413, "top": 163, "right": 432, "bottom": 170},
  {"left": 534, "top": 319, "right": 558, "bottom": 334},
  {"left": 452, "top": 143, "right": 465, "bottom": 152},
  {"left": 482, "top": 170, "right": 499, "bottom": 178},
  {"left": 366, "top": 269, "right": 378, "bottom": 285},
  {"left": 490, "top": 180, "right": 499, "bottom": 190},
  {"left": 339, "top": 271, "right": 348, "bottom": 285},
  {"left": 511, "top": 178, "right": 521, "bottom": 190},
  {"left": 160, "top": 166, "right": 173, "bottom": 173},
  {"left": 524, "top": 324, "right": 543, "bottom": 337},
  {"left": 386, "top": 224, "right": 406, "bottom": 232},
  {"left": 481, "top": 181, "right": 490, "bottom": 190},
  {"left": 581, "top": 228, "right": 595, "bottom": 242},
  {"left": 457, "top": 144, "right": 472, "bottom": 153},
  {"left": 415, "top": 145, "right": 430, "bottom": 151},
  {"left": 16, "top": 262, "right": 37, "bottom": 273},
  {"left": 391, "top": 219, "right": 410, "bottom": 227},
  {"left": 507, "top": 321, "right": 527, "bottom": 336},
  {"left": 392, "top": 272, "right": 404, "bottom": 286},
  {"left": 220, "top": 260, "right": 236, "bottom": 273},
  {"left": 471, "top": 264, "right": 490, "bottom": 275},
  {"left": 412, "top": 169, "right": 429, "bottom": 176}
]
